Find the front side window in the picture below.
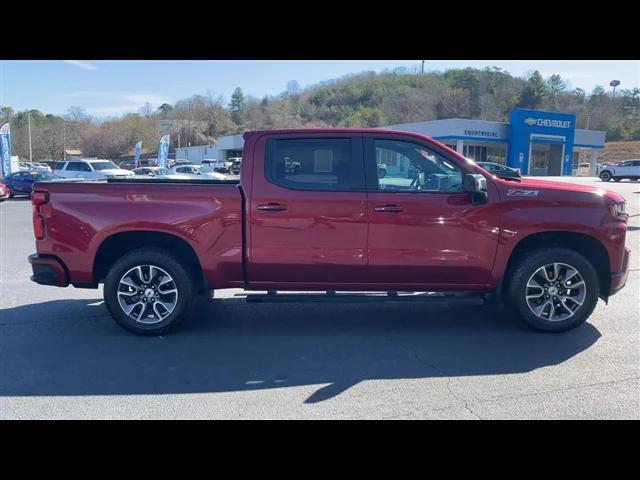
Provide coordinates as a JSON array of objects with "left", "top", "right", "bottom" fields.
[
  {"left": 373, "top": 139, "right": 464, "bottom": 193},
  {"left": 265, "top": 138, "right": 355, "bottom": 191}
]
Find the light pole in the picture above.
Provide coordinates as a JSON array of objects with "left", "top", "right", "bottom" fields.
[
  {"left": 28, "top": 112, "right": 33, "bottom": 162},
  {"left": 610, "top": 80, "right": 620, "bottom": 97}
]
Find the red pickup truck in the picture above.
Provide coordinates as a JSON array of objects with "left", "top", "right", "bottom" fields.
[{"left": 28, "top": 129, "right": 630, "bottom": 335}]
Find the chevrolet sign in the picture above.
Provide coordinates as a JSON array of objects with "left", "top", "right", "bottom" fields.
[{"left": 524, "top": 117, "right": 571, "bottom": 129}]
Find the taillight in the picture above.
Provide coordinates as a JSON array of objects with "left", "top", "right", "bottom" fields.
[{"left": 31, "top": 191, "right": 49, "bottom": 239}]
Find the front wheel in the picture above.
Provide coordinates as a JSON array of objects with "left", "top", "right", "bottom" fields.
[
  {"left": 103, "top": 248, "right": 197, "bottom": 335},
  {"left": 599, "top": 171, "right": 612, "bottom": 182},
  {"left": 508, "top": 247, "right": 599, "bottom": 332}
]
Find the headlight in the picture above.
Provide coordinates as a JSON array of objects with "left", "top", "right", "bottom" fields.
[{"left": 609, "top": 202, "right": 628, "bottom": 221}]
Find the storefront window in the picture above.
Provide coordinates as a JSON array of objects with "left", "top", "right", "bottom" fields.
[{"left": 463, "top": 144, "right": 507, "bottom": 164}]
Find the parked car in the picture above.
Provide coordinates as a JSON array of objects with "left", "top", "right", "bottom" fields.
[
  {"left": 19, "top": 162, "right": 51, "bottom": 173},
  {"left": 28, "top": 128, "right": 630, "bottom": 336},
  {"left": 119, "top": 160, "right": 135, "bottom": 170},
  {"left": 0, "top": 182, "right": 9, "bottom": 201},
  {"left": 229, "top": 159, "right": 242, "bottom": 175},
  {"left": 54, "top": 159, "right": 134, "bottom": 180},
  {"left": 574, "top": 163, "right": 592, "bottom": 176},
  {"left": 1, "top": 171, "right": 74, "bottom": 197},
  {"left": 476, "top": 161, "right": 521, "bottom": 180},
  {"left": 598, "top": 159, "right": 640, "bottom": 182},
  {"left": 132, "top": 167, "right": 193, "bottom": 179},
  {"left": 171, "top": 164, "right": 226, "bottom": 180},
  {"left": 201, "top": 159, "right": 232, "bottom": 174}
]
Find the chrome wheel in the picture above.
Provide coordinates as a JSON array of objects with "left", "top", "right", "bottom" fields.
[
  {"left": 525, "top": 262, "right": 586, "bottom": 322},
  {"left": 117, "top": 265, "right": 178, "bottom": 324}
]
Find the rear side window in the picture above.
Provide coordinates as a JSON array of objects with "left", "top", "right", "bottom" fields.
[
  {"left": 265, "top": 138, "right": 359, "bottom": 191},
  {"left": 54, "top": 161, "right": 67, "bottom": 170}
]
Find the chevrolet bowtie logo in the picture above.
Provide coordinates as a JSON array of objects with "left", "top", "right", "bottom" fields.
[{"left": 525, "top": 118, "right": 537, "bottom": 126}]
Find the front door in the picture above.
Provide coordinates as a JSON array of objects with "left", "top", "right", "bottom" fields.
[
  {"left": 365, "top": 136, "right": 500, "bottom": 288},
  {"left": 248, "top": 134, "right": 368, "bottom": 287}
]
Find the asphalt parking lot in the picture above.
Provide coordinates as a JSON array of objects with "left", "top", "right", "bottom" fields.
[{"left": 0, "top": 177, "right": 638, "bottom": 419}]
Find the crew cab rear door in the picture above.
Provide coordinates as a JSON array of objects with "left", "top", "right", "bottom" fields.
[
  {"left": 247, "top": 133, "right": 368, "bottom": 286},
  {"left": 364, "top": 134, "right": 501, "bottom": 288}
]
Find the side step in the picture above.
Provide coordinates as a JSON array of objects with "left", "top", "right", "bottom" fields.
[{"left": 238, "top": 290, "right": 487, "bottom": 305}]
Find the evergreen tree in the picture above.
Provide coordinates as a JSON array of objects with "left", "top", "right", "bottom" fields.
[
  {"left": 229, "top": 87, "right": 247, "bottom": 125},
  {"left": 518, "top": 71, "right": 549, "bottom": 109}
]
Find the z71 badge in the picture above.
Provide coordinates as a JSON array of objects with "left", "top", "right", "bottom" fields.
[{"left": 507, "top": 189, "right": 539, "bottom": 197}]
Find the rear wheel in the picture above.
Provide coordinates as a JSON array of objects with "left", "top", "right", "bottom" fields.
[
  {"left": 508, "top": 247, "right": 599, "bottom": 332},
  {"left": 613, "top": 177, "right": 621, "bottom": 182},
  {"left": 599, "top": 171, "right": 612, "bottom": 182},
  {"left": 103, "top": 248, "right": 197, "bottom": 335}
]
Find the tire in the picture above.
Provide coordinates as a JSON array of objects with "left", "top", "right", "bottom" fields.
[
  {"left": 508, "top": 247, "right": 599, "bottom": 332},
  {"left": 599, "top": 171, "right": 612, "bottom": 182},
  {"left": 613, "top": 177, "right": 621, "bottom": 182},
  {"left": 103, "top": 247, "right": 197, "bottom": 335}
]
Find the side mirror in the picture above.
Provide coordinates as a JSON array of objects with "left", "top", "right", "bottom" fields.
[
  {"left": 147, "top": 172, "right": 155, "bottom": 177},
  {"left": 464, "top": 174, "right": 488, "bottom": 205}
]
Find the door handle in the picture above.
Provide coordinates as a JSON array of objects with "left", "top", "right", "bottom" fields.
[
  {"left": 374, "top": 204, "right": 403, "bottom": 213},
  {"left": 257, "top": 203, "right": 288, "bottom": 212}
]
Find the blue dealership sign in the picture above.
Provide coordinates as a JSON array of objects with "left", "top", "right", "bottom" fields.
[
  {"left": 0, "top": 122, "right": 12, "bottom": 178},
  {"left": 156, "top": 135, "right": 170, "bottom": 168},
  {"left": 507, "top": 109, "right": 576, "bottom": 176}
]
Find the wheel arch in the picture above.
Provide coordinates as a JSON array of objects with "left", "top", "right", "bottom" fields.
[
  {"left": 501, "top": 231, "right": 611, "bottom": 301},
  {"left": 93, "top": 230, "right": 207, "bottom": 292}
]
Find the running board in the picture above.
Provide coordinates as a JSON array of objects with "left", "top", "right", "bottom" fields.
[{"left": 237, "top": 290, "right": 487, "bottom": 305}]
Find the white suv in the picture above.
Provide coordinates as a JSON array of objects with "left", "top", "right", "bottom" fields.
[
  {"left": 598, "top": 160, "right": 640, "bottom": 182},
  {"left": 55, "top": 159, "right": 134, "bottom": 180}
]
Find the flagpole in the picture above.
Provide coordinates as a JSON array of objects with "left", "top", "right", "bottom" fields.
[{"left": 28, "top": 112, "right": 33, "bottom": 162}]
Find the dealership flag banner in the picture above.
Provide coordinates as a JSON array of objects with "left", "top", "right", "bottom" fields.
[
  {"left": 0, "top": 122, "right": 12, "bottom": 178},
  {"left": 134, "top": 141, "right": 142, "bottom": 168},
  {"left": 157, "top": 134, "right": 170, "bottom": 168}
]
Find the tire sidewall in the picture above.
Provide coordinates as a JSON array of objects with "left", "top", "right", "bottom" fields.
[
  {"left": 600, "top": 171, "right": 611, "bottom": 181},
  {"left": 509, "top": 248, "right": 599, "bottom": 332},
  {"left": 104, "top": 248, "right": 195, "bottom": 335}
]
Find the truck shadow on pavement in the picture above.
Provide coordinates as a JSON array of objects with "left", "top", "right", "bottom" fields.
[{"left": 0, "top": 298, "right": 601, "bottom": 404}]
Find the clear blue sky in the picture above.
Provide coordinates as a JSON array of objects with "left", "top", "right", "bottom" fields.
[{"left": 1, "top": 60, "right": 638, "bottom": 119}]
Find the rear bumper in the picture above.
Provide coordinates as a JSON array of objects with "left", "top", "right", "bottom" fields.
[
  {"left": 609, "top": 246, "right": 630, "bottom": 296},
  {"left": 28, "top": 254, "right": 69, "bottom": 287}
]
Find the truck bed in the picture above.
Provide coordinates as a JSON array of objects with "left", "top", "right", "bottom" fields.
[{"left": 33, "top": 180, "right": 245, "bottom": 288}]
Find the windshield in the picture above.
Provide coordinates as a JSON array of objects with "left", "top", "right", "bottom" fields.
[{"left": 91, "top": 161, "right": 120, "bottom": 171}]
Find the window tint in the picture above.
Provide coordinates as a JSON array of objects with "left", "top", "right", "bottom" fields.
[
  {"left": 66, "top": 162, "right": 91, "bottom": 172},
  {"left": 54, "top": 162, "right": 66, "bottom": 170},
  {"left": 266, "top": 138, "right": 354, "bottom": 191},
  {"left": 91, "top": 161, "right": 119, "bottom": 171},
  {"left": 374, "top": 139, "right": 464, "bottom": 193}
]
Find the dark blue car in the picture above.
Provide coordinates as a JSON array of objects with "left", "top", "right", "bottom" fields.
[{"left": 1, "top": 171, "right": 57, "bottom": 198}]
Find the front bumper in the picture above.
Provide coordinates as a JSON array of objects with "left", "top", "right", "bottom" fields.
[
  {"left": 609, "top": 246, "right": 630, "bottom": 296},
  {"left": 28, "top": 254, "right": 69, "bottom": 287}
]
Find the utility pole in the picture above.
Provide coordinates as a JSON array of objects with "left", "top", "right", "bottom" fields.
[
  {"left": 63, "top": 122, "right": 66, "bottom": 160},
  {"left": 28, "top": 112, "right": 33, "bottom": 162},
  {"left": 585, "top": 113, "right": 592, "bottom": 130},
  {"left": 421, "top": 60, "right": 425, "bottom": 74}
]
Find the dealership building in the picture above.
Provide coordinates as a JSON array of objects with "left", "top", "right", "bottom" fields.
[{"left": 175, "top": 108, "right": 606, "bottom": 176}]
